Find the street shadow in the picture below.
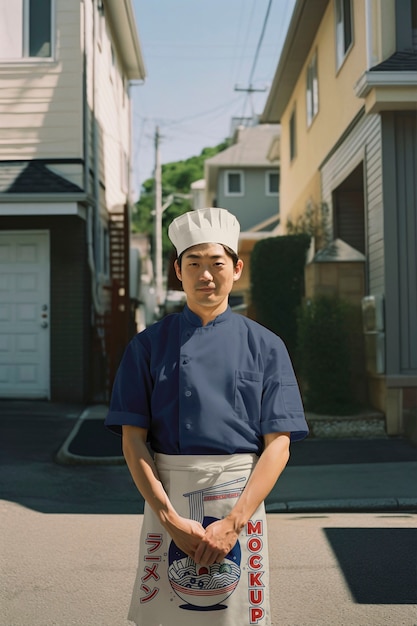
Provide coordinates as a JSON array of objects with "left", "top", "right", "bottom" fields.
[
  {"left": 0, "top": 407, "right": 145, "bottom": 515},
  {"left": 324, "top": 528, "right": 417, "bottom": 604},
  {"left": 288, "top": 438, "right": 417, "bottom": 466}
]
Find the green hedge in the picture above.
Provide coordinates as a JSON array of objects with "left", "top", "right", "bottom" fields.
[
  {"left": 250, "top": 235, "right": 311, "bottom": 360},
  {"left": 296, "top": 295, "right": 358, "bottom": 415}
]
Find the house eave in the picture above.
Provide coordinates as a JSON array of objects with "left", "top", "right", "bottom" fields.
[
  {"left": 104, "top": 0, "right": 146, "bottom": 81},
  {"left": 0, "top": 192, "right": 88, "bottom": 203},
  {"left": 355, "top": 71, "right": 417, "bottom": 96},
  {"left": 354, "top": 71, "right": 417, "bottom": 112},
  {"left": 0, "top": 198, "right": 88, "bottom": 218},
  {"left": 261, "top": 0, "right": 329, "bottom": 123}
]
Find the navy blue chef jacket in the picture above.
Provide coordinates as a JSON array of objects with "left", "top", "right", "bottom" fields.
[{"left": 105, "top": 305, "right": 309, "bottom": 454}]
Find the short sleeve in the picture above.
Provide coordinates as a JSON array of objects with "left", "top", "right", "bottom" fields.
[
  {"left": 105, "top": 336, "right": 152, "bottom": 436},
  {"left": 260, "top": 337, "right": 309, "bottom": 442}
]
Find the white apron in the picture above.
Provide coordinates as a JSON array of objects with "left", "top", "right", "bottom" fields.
[{"left": 128, "top": 453, "right": 271, "bottom": 626}]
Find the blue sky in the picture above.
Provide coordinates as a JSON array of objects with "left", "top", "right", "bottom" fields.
[{"left": 131, "top": 0, "right": 296, "bottom": 198}]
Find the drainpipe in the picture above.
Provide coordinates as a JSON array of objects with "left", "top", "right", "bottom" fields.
[
  {"left": 365, "top": 0, "right": 374, "bottom": 69},
  {"left": 92, "top": 0, "right": 101, "bottom": 275},
  {"left": 83, "top": 0, "right": 104, "bottom": 314}
]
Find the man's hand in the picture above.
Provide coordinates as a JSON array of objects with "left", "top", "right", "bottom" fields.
[
  {"left": 194, "top": 517, "right": 240, "bottom": 566},
  {"left": 163, "top": 515, "right": 206, "bottom": 561}
]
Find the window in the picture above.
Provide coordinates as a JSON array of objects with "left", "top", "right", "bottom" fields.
[
  {"left": 335, "top": 0, "right": 353, "bottom": 69},
  {"left": 306, "top": 51, "right": 319, "bottom": 125},
  {"left": 0, "top": 0, "right": 52, "bottom": 60},
  {"left": 266, "top": 171, "right": 279, "bottom": 196},
  {"left": 225, "top": 170, "right": 244, "bottom": 196},
  {"left": 289, "top": 107, "right": 297, "bottom": 161}
]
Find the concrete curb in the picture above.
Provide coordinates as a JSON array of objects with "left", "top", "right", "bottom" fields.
[
  {"left": 55, "top": 405, "right": 125, "bottom": 466},
  {"left": 306, "top": 410, "right": 387, "bottom": 439},
  {"left": 266, "top": 497, "right": 417, "bottom": 514}
]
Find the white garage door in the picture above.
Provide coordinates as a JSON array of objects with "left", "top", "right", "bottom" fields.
[{"left": 0, "top": 231, "right": 50, "bottom": 398}]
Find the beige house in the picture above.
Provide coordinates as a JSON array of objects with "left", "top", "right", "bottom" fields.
[
  {"left": 262, "top": 0, "right": 417, "bottom": 440},
  {"left": 0, "top": 0, "right": 146, "bottom": 402}
]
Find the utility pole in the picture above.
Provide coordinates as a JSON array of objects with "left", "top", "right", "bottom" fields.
[
  {"left": 234, "top": 84, "right": 267, "bottom": 119},
  {"left": 154, "top": 125, "right": 163, "bottom": 310}
]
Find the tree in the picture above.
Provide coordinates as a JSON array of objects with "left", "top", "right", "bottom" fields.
[{"left": 132, "top": 140, "right": 229, "bottom": 261}]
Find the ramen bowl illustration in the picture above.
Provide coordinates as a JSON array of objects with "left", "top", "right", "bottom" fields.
[{"left": 168, "top": 556, "right": 241, "bottom": 608}]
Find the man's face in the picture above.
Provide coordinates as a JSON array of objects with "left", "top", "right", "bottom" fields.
[{"left": 174, "top": 243, "right": 243, "bottom": 315}]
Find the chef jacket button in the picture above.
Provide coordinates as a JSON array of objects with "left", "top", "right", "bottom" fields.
[
  {"left": 185, "top": 390, "right": 192, "bottom": 397},
  {"left": 182, "top": 359, "right": 189, "bottom": 365},
  {"left": 185, "top": 423, "right": 191, "bottom": 430}
]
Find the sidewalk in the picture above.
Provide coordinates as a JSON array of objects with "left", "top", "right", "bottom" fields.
[
  {"left": 1, "top": 400, "right": 417, "bottom": 514},
  {"left": 56, "top": 403, "right": 417, "bottom": 513}
]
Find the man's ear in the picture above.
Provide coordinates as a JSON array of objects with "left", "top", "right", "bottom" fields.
[
  {"left": 233, "top": 259, "right": 244, "bottom": 281},
  {"left": 174, "top": 259, "right": 182, "bottom": 281}
]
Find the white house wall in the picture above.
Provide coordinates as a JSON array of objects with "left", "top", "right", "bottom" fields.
[
  {"left": 83, "top": 0, "right": 133, "bottom": 214},
  {"left": 99, "top": 40, "right": 131, "bottom": 213},
  {"left": 0, "top": 1, "right": 83, "bottom": 161},
  {"left": 0, "top": 0, "right": 134, "bottom": 213}
]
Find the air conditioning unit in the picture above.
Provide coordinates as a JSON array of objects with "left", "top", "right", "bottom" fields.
[{"left": 362, "top": 295, "right": 385, "bottom": 375}]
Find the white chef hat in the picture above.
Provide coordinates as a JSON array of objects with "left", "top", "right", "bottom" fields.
[{"left": 168, "top": 207, "right": 240, "bottom": 256}]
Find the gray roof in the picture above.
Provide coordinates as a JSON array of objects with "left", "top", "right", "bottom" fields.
[
  {"left": 0, "top": 161, "right": 83, "bottom": 194},
  {"left": 311, "top": 238, "right": 366, "bottom": 263},
  {"left": 370, "top": 51, "right": 417, "bottom": 72},
  {"left": 205, "top": 124, "right": 280, "bottom": 168}
]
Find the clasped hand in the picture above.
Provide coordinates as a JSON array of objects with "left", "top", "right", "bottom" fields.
[{"left": 167, "top": 515, "right": 239, "bottom": 566}]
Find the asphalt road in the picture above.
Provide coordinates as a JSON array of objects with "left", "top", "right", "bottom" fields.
[
  {"left": 1, "top": 401, "right": 416, "bottom": 625},
  {"left": 1, "top": 503, "right": 416, "bottom": 626}
]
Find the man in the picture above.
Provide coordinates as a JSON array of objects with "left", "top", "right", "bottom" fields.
[{"left": 105, "top": 207, "right": 308, "bottom": 626}]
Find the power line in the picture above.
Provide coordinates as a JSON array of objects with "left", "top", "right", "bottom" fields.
[
  {"left": 134, "top": 95, "right": 242, "bottom": 127},
  {"left": 248, "top": 0, "right": 274, "bottom": 87},
  {"left": 232, "top": 0, "right": 257, "bottom": 87},
  {"left": 234, "top": 0, "right": 274, "bottom": 117}
]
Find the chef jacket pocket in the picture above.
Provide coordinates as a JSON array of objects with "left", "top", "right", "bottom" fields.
[
  {"left": 282, "top": 377, "right": 304, "bottom": 413},
  {"left": 234, "top": 370, "right": 263, "bottom": 421}
]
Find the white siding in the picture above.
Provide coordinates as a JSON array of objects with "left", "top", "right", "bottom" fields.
[
  {"left": 0, "top": 0, "right": 135, "bottom": 208},
  {"left": 321, "top": 113, "right": 384, "bottom": 295},
  {"left": 83, "top": 0, "right": 132, "bottom": 214},
  {"left": 0, "top": 0, "right": 83, "bottom": 160}
]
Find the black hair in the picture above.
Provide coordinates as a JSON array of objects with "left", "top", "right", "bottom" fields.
[{"left": 177, "top": 245, "right": 239, "bottom": 269}]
